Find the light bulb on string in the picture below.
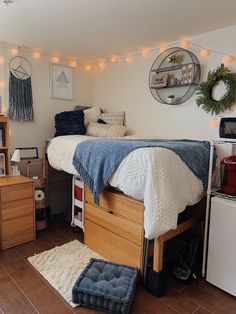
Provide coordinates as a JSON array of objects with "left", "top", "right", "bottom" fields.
[
  {"left": 210, "top": 118, "right": 218, "bottom": 128},
  {"left": 0, "top": 57, "right": 5, "bottom": 65},
  {"left": 98, "top": 60, "right": 106, "bottom": 70},
  {"left": 142, "top": 48, "right": 150, "bottom": 58},
  {"left": 111, "top": 55, "right": 119, "bottom": 63},
  {"left": 2, "top": 105, "right": 8, "bottom": 115},
  {"left": 200, "top": 49, "right": 210, "bottom": 57},
  {"left": 0, "top": 81, "right": 7, "bottom": 90},
  {"left": 126, "top": 55, "right": 134, "bottom": 64},
  {"left": 69, "top": 60, "right": 77, "bottom": 67},
  {"left": 52, "top": 56, "right": 60, "bottom": 64},
  {"left": 85, "top": 64, "right": 92, "bottom": 72},
  {"left": 160, "top": 46, "right": 168, "bottom": 53},
  {"left": 181, "top": 40, "right": 190, "bottom": 49},
  {"left": 33, "top": 51, "right": 41, "bottom": 59},
  {"left": 222, "top": 55, "right": 234, "bottom": 65},
  {"left": 10, "top": 48, "right": 18, "bottom": 55}
]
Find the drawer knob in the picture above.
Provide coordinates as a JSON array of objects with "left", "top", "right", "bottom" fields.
[{"left": 108, "top": 210, "right": 113, "bottom": 215}]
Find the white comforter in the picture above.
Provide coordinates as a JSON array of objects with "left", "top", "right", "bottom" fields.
[{"left": 47, "top": 135, "right": 203, "bottom": 239}]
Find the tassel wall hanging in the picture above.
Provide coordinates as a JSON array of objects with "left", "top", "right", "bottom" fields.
[{"left": 9, "top": 55, "right": 33, "bottom": 121}]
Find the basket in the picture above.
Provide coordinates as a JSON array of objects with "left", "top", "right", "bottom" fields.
[
  {"left": 36, "top": 218, "right": 47, "bottom": 230},
  {"left": 36, "top": 208, "right": 47, "bottom": 230},
  {"left": 35, "top": 198, "right": 45, "bottom": 209},
  {"left": 32, "top": 176, "right": 46, "bottom": 188}
]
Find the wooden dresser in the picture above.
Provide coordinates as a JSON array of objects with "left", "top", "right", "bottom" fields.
[
  {"left": 84, "top": 187, "right": 144, "bottom": 270},
  {"left": 0, "top": 176, "right": 35, "bottom": 250}
]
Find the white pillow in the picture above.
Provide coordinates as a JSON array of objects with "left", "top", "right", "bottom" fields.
[
  {"left": 84, "top": 106, "right": 101, "bottom": 126},
  {"left": 99, "top": 111, "right": 125, "bottom": 125},
  {"left": 86, "top": 122, "right": 126, "bottom": 138}
]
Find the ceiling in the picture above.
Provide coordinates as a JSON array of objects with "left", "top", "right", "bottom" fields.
[{"left": 0, "top": 0, "right": 236, "bottom": 61}]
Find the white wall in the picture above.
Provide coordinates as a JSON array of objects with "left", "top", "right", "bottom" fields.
[
  {"left": 0, "top": 47, "right": 93, "bottom": 156},
  {"left": 93, "top": 25, "right": 236, "bottom": 141}
]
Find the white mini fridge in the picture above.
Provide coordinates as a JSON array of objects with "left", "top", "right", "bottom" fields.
[{"left": 207, "top": 196, "right": 236, "bottom": 296}]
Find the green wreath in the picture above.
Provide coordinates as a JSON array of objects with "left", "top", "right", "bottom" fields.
[{"left": 196, "top": 64, "right": 236, "bottom": 115}]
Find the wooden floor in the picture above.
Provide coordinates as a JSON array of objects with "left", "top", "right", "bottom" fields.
[{"left": 0, "top": 216, "right": 235, "bottom": 314}]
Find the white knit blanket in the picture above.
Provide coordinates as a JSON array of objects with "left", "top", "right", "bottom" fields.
[{"left": 47, "top": 135, "right": 203, "bottom": 239}]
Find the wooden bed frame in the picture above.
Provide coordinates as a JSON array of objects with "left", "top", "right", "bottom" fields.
[{"left": 84, "top": 186, "right": 204, "bottom": 295}]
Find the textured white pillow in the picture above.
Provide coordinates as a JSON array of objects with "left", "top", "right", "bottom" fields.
[
  {"left": 99, "top": 111, "right": 125, "bottom": 125},
  {"left": 84, "top": 106, "right": 101, "bottom": 126},
  {"left": 86, "top": 122, "right": 126, "bottom": 138}
]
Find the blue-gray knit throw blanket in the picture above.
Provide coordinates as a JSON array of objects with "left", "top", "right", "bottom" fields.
[{"left": 73, "top": 139, "right": 211, "bottom": 204}]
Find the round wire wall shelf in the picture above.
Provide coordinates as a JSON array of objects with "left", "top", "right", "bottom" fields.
[{"left": 149, "top": 47, "right": 200, "bottom": 105}]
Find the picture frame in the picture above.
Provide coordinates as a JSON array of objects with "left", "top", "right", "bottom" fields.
[
  {"left": 0, "top": 127, "right": 4, "bottom": 147},
  {"left": 151, "top": 73, "right": 168, "bottom": 88},
  {"left": 0, "top": 153, "right": 6, "bottom": 177},
  {"left": 51, "top": 64, "right": 75, "bottom": 100}
]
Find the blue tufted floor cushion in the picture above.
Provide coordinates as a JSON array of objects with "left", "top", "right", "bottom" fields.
[{"left": 72, "top": 258, "right": 138, "bottom": 314}]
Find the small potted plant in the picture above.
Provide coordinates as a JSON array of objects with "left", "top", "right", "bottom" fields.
[
  {"left": 167, "top": 54, "right": 183, "bottom": 64},
  {"left": 167, "top": 95, "right": 176, "bottom": 104}
]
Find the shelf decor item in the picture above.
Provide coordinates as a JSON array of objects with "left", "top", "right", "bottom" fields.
[
  {"left": 151, "top": 73, "right": 168, "bottom": 88},
  {"left": 196, "top": 64, "right": 236, "bottom": 115},
  {"left": 149, "top": 47, "right": 200, "bottom": 105},
  {"left": 0, "top": 128, "right": 4, "bottom": 147},
  {"left": 0, "top": 153, "right": 5, "bottom": 176},
  {"left": 167, "top": 95, "right": 176, "bottom": 104},
  {"left": 167, "top": 53, "right": 183, "bottom": 64}
]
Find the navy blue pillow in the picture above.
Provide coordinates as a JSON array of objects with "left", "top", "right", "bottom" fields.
[{"left": 54, "top": 110, "right": 85, "bottom": 137}]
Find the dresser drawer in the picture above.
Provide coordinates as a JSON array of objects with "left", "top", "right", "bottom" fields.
[
  {"left": 85, "top": 202, "right": 143, "bottom": 246},
  {"left": 1, "top": 198, "right": 34, "bottom": 221},
  {"left": 85, "top": 220, "right": 143, "bottom": 270},
  {"left": 85, "top": 188, "right": 143, "bottom": 225},
  {"left": 1, "top": 215, "right": 35, "bottom": 249},
  {"left": 1, "top": 183, "right": 33, "bottom": 203}
]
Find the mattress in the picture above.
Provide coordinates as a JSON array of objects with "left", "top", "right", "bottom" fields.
[{"left": 47, "top": 135, "right": 203, "bottom": 239}]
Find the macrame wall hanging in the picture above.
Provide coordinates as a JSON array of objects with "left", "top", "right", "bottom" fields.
[{"left": 9, "top": 55, "right": 34, "bottom": 121}]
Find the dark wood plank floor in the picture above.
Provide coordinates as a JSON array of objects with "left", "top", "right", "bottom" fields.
[{"left": 0, "top": 216, "right": 235, "bottom": 314}]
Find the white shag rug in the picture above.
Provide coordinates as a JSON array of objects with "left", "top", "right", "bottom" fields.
[{"left": 28, "top": 240, "right": 102, "bottom": 307}]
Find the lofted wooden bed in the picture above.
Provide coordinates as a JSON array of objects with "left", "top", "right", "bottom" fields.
[{"left": 46, "top": 135, "right": 208, "bottom": 296}]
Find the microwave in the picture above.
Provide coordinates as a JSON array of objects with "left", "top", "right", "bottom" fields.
[{"left": 219, "top": 115, "right": 236, "bottom": 141}]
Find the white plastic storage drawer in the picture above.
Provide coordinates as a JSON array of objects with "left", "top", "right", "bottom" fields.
[{"left": 207, "top": 196, "right": 236, "bottom": 296}]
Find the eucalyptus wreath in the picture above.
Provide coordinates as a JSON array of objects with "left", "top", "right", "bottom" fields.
[{"left": 196, "top": 64, "right": 236, "bottom": 115}]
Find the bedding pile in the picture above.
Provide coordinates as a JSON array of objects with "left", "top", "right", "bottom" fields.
[{"left": 47, "top": 135, "right": 204, "bottom": 239}]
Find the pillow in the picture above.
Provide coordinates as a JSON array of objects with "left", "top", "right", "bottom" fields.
[
  {"left": 54, "top": 110, "right": 85, "bottom": 137},
  {"left": 99, "top": 111, "right": 125, "bottom": 125},
  {"left": 74, "top": 105, "right": 91, "bottom": 111},
  {"left": 86, "top": 122, "right": 126, "bottom": 138},
  {"left": 84, "top": 106, "right": 101, "bottom": 126}
]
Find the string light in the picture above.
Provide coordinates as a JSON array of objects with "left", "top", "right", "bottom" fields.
[
  {"left": 33, "top": 51, "right": 41, "bottom": 59},
  {"left": 2, "top": 105, "right": 8, "bottom": 115},
  {"left": 142, "top": 48, "right": 150, "bottom": 58},
  {"left": 200, "top": 49, "right": 210, "bottom": 57},
  {"left": 0, "top": 81, "right": 6, "bottom": 90},
  {"left": 10, "top": 48, "right": 18, "bottom": 55},
  {"left": 160, "top": 46, "right": 168, "bottom": 53},
  {"left": 126, "top": 54, "right": 134, "bottom": 64},
  {"left": 222, "top": 54, "right": 234, "bottom": 65},
  {"left": 69, "top": 60, "right": 77, "bottom": 67},
  {"left": 181, "top": 40, "right": 190, "bottom": 49},
  {"left": 0, "top": 57, "right": 5, "bottom": 65},
  {"left": 111, "top": 55, "right": 119, "bottom": 63},
  {"left": 52, "top": 56, "right": 60, "bottom": 64},
  {"left": 0, "top": 38, "right": 235, "bottom": 72},
  {"left": 85, "top": 64, "right": 92, "bottom": 72},
  {"left": 210, "top": 118, "right": 218, "bottom": 128},
  {"left": 98, "top": 60, "right": 106, "bottom": 69}
]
